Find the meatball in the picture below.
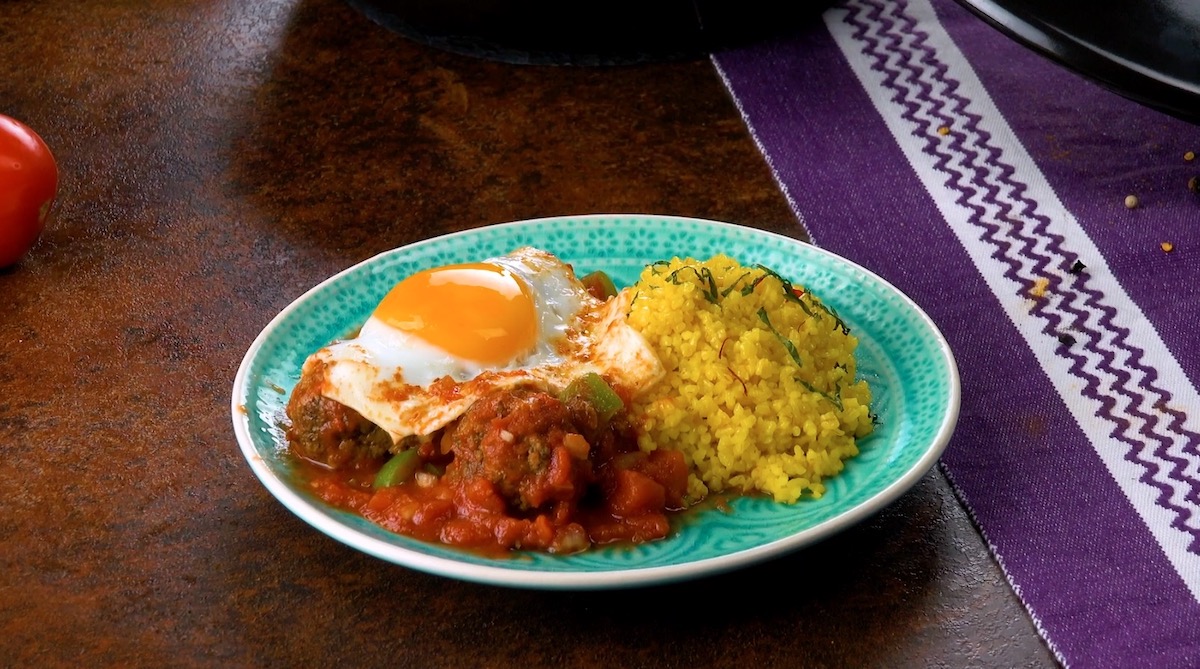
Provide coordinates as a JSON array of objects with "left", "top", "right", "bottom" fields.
[
  {"left": 285, "top": 361, "right": 392, "bottom": 469},
  {"left": 442, "top": 386, "right": 595, "bottom": 511}
]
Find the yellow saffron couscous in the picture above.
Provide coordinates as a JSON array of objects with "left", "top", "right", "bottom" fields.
[{"left": 626, "top": 255, "right": 874, "bottom": 504}]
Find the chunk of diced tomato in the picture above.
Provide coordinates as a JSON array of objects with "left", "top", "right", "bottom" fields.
[
  {"left": 639, "top": 450, "right": 689, "bottom": 508},
  {"left": 608, "top": 469, "right": 666, "bottom": 518}
]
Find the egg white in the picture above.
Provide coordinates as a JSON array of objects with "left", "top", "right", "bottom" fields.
[{"left": 300, "top": 247, "right": 664, "bottom": 443}]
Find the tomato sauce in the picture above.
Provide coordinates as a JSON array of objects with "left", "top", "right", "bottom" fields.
[{"left": 292, "top": 384, "right": 690, "bottom": 556}]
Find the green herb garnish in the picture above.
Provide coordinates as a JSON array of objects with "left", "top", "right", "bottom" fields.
[
  {"left": 645, "top": 259, "right": 852, "bottom": 334},
  {"left": 798, "top": 378, "right": 844, "bottom": 411},
  {"left": 751, "top": 265, "right": 804, "bottom": 304},
  {"left": 757, "top": 307, "right": 803, "bottom": 367},
  {"left": 721, "top": 270, "right": 754, "bottom": 298},
  {"left": 814, "top": 300, "right": 850, "bottom": 335},
  {"left": 666, "top": 265, "right": 719, "bottom": 304}
]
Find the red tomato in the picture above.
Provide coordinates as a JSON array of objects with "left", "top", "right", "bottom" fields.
[{"left": 0, "top": 114, "right": 58, "bottom": 268}]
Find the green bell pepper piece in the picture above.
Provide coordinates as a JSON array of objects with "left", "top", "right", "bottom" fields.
[
  {"left": 373, "top": 449, "right": 420, "bottom": 489},
  {"left": 561, "top": 372, "right": 624, "bottom": 423}
]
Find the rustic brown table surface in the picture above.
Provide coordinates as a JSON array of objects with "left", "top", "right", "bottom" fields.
[{"left": 1, "top": 1, "right": 1059, "bottom": 666}]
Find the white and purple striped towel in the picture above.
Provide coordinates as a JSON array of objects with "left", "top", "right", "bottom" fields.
[{"left": 714, "top": 0, "right": 1200, "bottom": 666}]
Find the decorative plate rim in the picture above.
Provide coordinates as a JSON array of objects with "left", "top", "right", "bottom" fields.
[{"left": 231, "top": 214, "right": 961, "bottom": 590}]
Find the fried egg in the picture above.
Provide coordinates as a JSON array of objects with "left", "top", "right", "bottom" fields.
[{"left": 300, "top": 247, "right": 664, "bottom": 442}]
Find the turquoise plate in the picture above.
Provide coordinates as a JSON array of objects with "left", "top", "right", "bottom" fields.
[{"left": 231, "top": 215, "right": 960, "bottom": 589}]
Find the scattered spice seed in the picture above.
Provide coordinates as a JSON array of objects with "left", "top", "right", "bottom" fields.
[
  {"left": 1161, "top": 241, "right": 1175, "bottom": 253},
  {"left": 1068, "top": 259, "right": 1087, "bottom": 275},
  {"left": 1058, "top": 333, "right": 1076, "bottom": 346},
  {"left": 1124, "top": 194, "right": 1139, "bottom": 209},
  {"left": 1186, "top": 151, "right": 1196, "bottom": 162},
  {"left": 937, "top": 125, "right": 950, "bottom": 136},
  {"left": 1189, "top": 176, "right": 1198, "bottom": 193},
  {"left": 1029, "top": 276, "right": 1050, "bottom": 299}
]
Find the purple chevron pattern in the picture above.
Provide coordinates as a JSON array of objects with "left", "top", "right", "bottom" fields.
[
  {"left": 714, "top": 0, "right": 1200, "bottom": 663},
  {"left": 840, "top": 0, "right": 1200, "bottom": 547}
]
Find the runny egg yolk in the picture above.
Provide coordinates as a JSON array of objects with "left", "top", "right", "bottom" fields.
[{"left": 373, "top": 262, "right": 538, "bottom": 365}]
